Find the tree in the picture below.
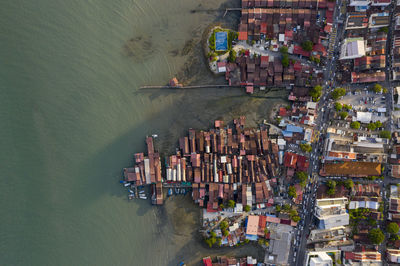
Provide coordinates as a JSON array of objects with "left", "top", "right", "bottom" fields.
[
  {"left": 283, "top": 204, "right": 291, "bottom": 211},
  {"left": 326, "top": 180, "right": 336, "bottom": 189},
  {"left": 375, "top": 121, "right": 382, "bottom": 128},
  {"left": 216, "top": 237, "right": 222, "bottom": 246},
  {"left": 275, "top": 205, "right": 281, "bottom": 213},
  {"left": 264, "top": 228, "right": 269, "bottom": 235},
  {"left": 280, "top": 46, "right": 288, "bottom": 54},
  {"left": 387, "top": 222, "right": 400, "bottom": 235},
  {"left": 310, "top": 85, "right": 323, "bottom": 102},
  {"left": 335, "top": 102, "right": 343, "bottom": 111},
  {"left": 367, "top": 122, "right": 377, "bottom": 131},
  {"left": 300, "top": 143, "right": 312, "bottom": 153},
  {"left": 296, "top": 171, "right": 309, "bottom": 187},
  {"left": 327, "top": 188, "right": 336, "bottom": 196},
  {"left": 368, "top": 228, "right": 385, "bottom": 245},
  {"left": 343, "top": 104, "right": 352, "bottom": 111},
  {"left": 282, "top": 53, "right": 289, "bottom": 68},
  {"left": 228, "top": 200, "right": 235, "bottom": 208},
  {"left": 210, "top": 231, "right": 217, "bottom": 238},
  {"left": 383, "top": 87, "right": 388, "bottom": 93},
  {"left": 344, "top": 179, "right": 354, "bottom": 189},
  {"left": 380, "top": 130, "right": 392, "bottom": 139},
  {"left": 288, "top": 186, "right": 297, "bottom": 198},
  {"left": 220, "top": 221, "right": 229, "bottom": 230},
  {"left": 228, "top": 49, "right": 237, "bottom": 63},
  {"left": 372, "top": 83, "right": 382, "bottom": 93},
  {"left": 219, "top": 204, "right": 225, "bottom": 209},
  {"left": 350, "top": 121, "right": 361, "bottom": 129},
  {"left": 331, "top": 87, "right": 346, "bottom": 100},
  {"left": 205, "top": 238, "right": 213, "bottom": 247},
  {"left": 302, "top": 40, "right": 313, "bottom": 51},
  {"left": 244, "top": 205, "right": 251, "bottom": 212},
  {"left": 314, "top": 57, "right": 320, "bottom": 64},
  {"left": 223, "top": 229, "right": 229, "bottom": 237},
  {"left": 339, "top": 111, "right": 348, "bottom": 120},
  {"left": 379, "top": 26, "right": 389, "bottom": 33},
  {"left": 292, "top": 215, "right": 301, "bottom": 222}
]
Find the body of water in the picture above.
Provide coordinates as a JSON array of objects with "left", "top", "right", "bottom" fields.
[{"left": 0, "top": 0, "right": 286, "bottom": 265}]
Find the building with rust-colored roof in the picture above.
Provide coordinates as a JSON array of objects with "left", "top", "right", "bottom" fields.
[{"left": 321, "top": 161, "right": 381, "bottom": 177}]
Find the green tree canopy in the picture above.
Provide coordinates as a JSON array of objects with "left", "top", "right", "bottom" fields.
[
  {"left": 367, "top": 122, "right": 376, "bottom": 131},
  {"left": 332, "top": 88, "right": 346, "bottom": 100},
  {"left": 283, "top": 204, "right": 291, "bottom": 211},
  {"left": 228, "top": 49, "right": 237, "bottom": 63},
  {"left": 280, "top": 46, "right": 288, "bottom": 54},
  {"left": 310, "top": 85, "right": 323, "bottom": 102},
  {"left": 227, "top": 200, "right": 235, "bottom": 208},
  {"left": 282, "top": 53, "right": 289, "bottom": 68},
  {"left": 387, "top": 222, "right": 400, "bottom": 235},
  {"left": 244, "top": 205, "right": 251, "bottom": 212},
  {"left": 302, "top": 40, "right": 313, "bottom": 51},
  {"left": 300, "top": 143, "right": 312, "bottom": 153},
  {"left": 344, "top": 179, "right": 354, "bottom": 189},
  {"left": 220, "top": 221, "right": 229, "bottom": 230},
  {"left": 350, "top": 121, "right": 361, "bottom": 129},
  {"left": 380, "top": 130, "right": 392, "bottom": 139},
  {"left": 375, "top": 120, "right": 382, "bottom": 128},
  {"left": 339, "top": 111, "right": 348, "bottom": 120},
  {"left": 368, "top": 228, "right": 385, "bottom": 245},
  {"left": 292, "top": 215, "right": 301, "bottom": 222},
  {"left": 275, "top": 205, "right": 281, "bottom": 213},
  {"left": 288, "top": 186, "right": 297, "bottom": 198},
  {"left": 326, "top": 180, "right": 336, "bottom": 189},
  {"left": 343, "top": 104, "right": 352, "bottom": 111},
  {"left": 335, "top": 102, "right": 342, "bottom": 111},
  {"left": 372, "top": 83, "right": 382, "bottom": 93}
]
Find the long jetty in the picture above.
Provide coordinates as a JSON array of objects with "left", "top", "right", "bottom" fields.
[{"left": 139, "top": 84, "right": 240, "bottom": 89}]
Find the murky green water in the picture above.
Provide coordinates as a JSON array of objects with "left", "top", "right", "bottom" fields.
[{"left": 0, "top": 0, "right": 286, "bottom": 265}]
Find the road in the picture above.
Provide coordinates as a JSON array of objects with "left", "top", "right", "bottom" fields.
[{"left": 290, "top": 0, "right": 345, "bottom": 264}]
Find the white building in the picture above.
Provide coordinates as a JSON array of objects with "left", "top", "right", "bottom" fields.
[
  {"left": 356, "top": 111, "right": 372, "bottom": 123},
  {"left": 306, "top": 251, "right": 335, "bottom": 266},
  {"left": 340, "top": 38, "right": 366, "bottom": 60}
]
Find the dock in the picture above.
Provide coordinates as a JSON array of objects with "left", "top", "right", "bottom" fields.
[{"left": 139, "top": 84, "right": 240, "bottom": 90}]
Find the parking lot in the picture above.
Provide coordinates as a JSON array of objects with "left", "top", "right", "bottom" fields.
[{"left": 338, "top": 89, "right": 388, "bottom": 123}]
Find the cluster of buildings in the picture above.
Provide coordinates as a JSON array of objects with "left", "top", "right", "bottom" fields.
[
  {"left": 123, "top": 118, "right": 283, "bottom": 212},
  {"left": 202, "top": 256, "right": 259, "bottom": 266},
  {"left": 215, "top": 0, "right": 336, "bottom": 96},
  {"left": 337, "top": 0, "right": 390, "bottom": 83},
  {"left": 391, "top": 0, "right": 400, "bottom": 80},
  {"left": 304, "top": 181, "right": 384, "bottom": 265}
]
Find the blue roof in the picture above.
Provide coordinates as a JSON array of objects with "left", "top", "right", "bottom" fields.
[
  {"left": 215, "top": 31, "right": 228, "bottom": 51},
  {"left": 286, "top": 124, "right": 303, "bottom": 133},
  {"left": 245, "top": 234, "right": 258, "bottom": 241},
  {"left": 282, "top": 131, "right": 293, "bottom": 137}
]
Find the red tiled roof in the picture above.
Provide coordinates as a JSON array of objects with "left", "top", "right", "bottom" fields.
[
  {"left": 293, "top": 46, "right": 311, "bottom": 57},
  {"left": 238, "top": 31, "right": 248, "bottom": 41}
]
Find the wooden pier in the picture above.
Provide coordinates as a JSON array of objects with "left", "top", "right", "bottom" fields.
[{"left": 139, "top": 84, "right": 241, "bottom": 90}]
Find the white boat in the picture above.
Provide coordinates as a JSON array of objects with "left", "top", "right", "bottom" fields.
[
  {"left": 139, "top": 195, "right": 147, "bottom": 199},
  {"left": 152, "top": 134, "right": 158, "bottom": 138},
  {"left": 123, "top": 183, "right": 131, "bottom": 187}
]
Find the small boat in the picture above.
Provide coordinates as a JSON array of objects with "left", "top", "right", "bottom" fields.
[
  {"left": 138, "top": 190, "right": 145, "bottom": 194},
  {"left": 168, "top": 188, "right": 173, "bottom": 196},
  {"left": 128, "top": 194, "right": 135, "bottom": 200},
  {"left": 175, "top": 188, "right": 179, "bottom": 194},
  {"left": 129, "top": 189, "right": 134, "bottom": 194},
  {"left": 152, "top": 134, "right": 158, "bottom": 138},
  {"left": 123, "top": 183, "right": 131, "bottom": 187},
  {"left": 139, "top": 195, "right": 147, "bottom": 199},
  {"left": 120, "top": 180, "right": 126, "bottom": 184}
]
